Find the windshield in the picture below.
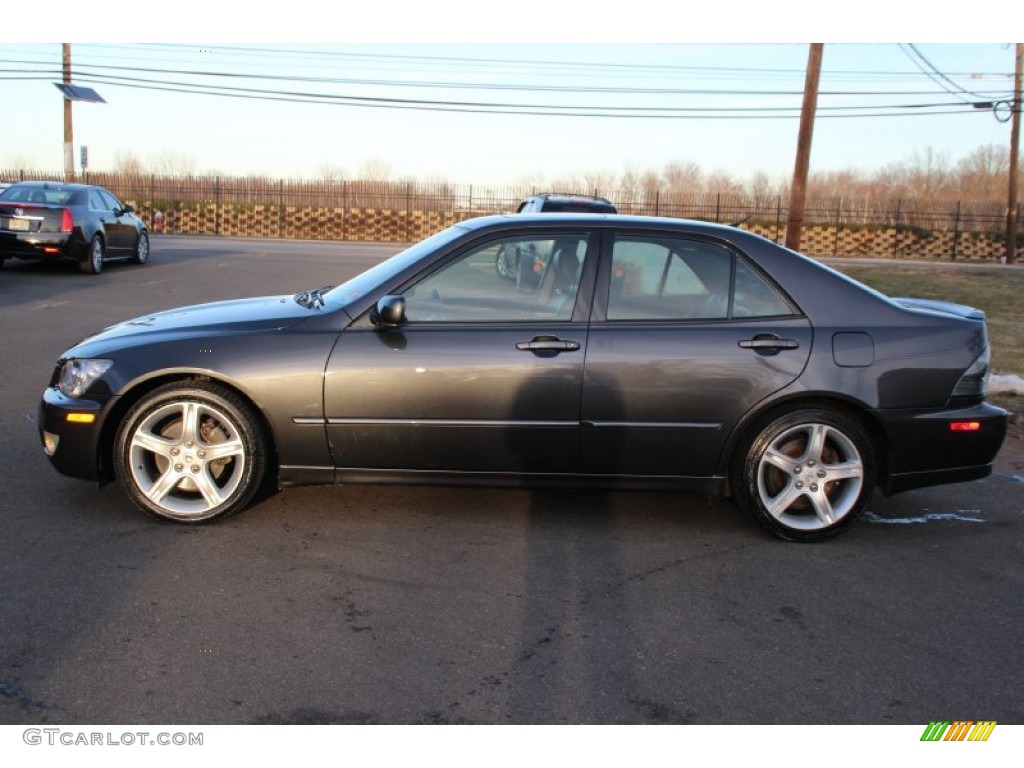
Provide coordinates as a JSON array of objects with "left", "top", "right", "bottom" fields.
[{"left": 325, "top": 224, "right": 469, "bottom": 306}]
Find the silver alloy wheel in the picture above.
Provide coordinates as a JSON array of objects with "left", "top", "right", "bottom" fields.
[
  {"left": 755, "top": 422, "right": 864, "bottom": 531},
  {"left": 126, "top": 399, "right": 247, "bottom": 518},
  {"left": 80, "top": 235, "right": 104, "bottom": 274},
  {"left": 134, "top": 232, "right": 149, "bottom": 264}
]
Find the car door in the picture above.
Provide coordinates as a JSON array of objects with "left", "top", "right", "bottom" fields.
[
  {"left": 90, "top": 189, "right": 132, "bottom": 252},
  {"left": 581, "top": 231, "right": 812, "bottom": 478},
  {"left": 324, "top": 229, "right": 597, "bottom": 477}
]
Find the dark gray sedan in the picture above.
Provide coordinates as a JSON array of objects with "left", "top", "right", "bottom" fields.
[
  {"left": 38, "top": 215, "right": 1007, "bottom": 541},
  {"left": 0, "top": 181, "right": 149, "bottom": 274}
]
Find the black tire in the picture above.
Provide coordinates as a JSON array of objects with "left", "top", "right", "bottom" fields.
[
  {"left": 113, "top": 380, "right": 268, "bottom": 523},
  {"left": 79, "top": 235, "right": 104, "bottom": 274},
  {"left": 132, "top": 231, "right": 150, "bottom": 265},
  {"left": 732, "top": 407, "right": 875, "bottom": 542}
]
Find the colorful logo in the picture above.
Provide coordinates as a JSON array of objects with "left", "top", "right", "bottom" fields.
[{"left": 921, "top": 721, "right": 997, "bottom": 742}]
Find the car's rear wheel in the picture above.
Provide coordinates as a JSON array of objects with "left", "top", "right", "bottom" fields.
[
  {"left": 733, "top": 408, "right": 875, "bottom": 542},
  {"left": 132, "top": 232, "right": 150, "bottom": 264},
  {"left": 79, "top": 235, "right": 104, "bottom": 274},
  {"left": 114, "top": 381, "right": 267, "bottom": 523}
]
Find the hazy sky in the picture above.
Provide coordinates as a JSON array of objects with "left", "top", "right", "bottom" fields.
[{"left": 1, "top": 4, "right": 1017, "bottom": 187}]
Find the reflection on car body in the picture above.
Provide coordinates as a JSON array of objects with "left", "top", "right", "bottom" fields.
[{"left": 37, "top": 214, "right": 1007, "bottom": 541}]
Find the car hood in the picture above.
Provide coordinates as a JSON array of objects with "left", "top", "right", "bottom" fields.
[{"left": 66, "top": 295, "right": 319, "bottom": 354}]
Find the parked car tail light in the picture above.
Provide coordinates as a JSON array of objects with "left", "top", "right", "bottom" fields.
[
  {"left": 950, "top": 421, "right": 982, "bottom": 432},
  {"left": 951, "top": 347, "right": 990, "bottom": 399},
  {"left": 60, "top": 208, "right": 73, "bottom": 233}
]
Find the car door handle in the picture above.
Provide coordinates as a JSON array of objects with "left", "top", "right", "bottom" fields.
[
  {"left": 516, "top": 336, "right": 581, "bottom": 353},
  {"left": 739, "top": 335, "right": 799, "bottom": 352}
]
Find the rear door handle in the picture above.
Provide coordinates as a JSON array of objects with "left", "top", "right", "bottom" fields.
[
  {"left": 516, "top": 336, "right": 581, "bottom": 353},
  {"left": 739, "top": 335, "right": 799, "bottom": 354}
]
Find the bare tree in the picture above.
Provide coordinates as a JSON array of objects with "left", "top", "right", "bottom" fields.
[
  {"left": 113, "top": 150, "right": 145, "bottom": 174},
  {"left": 151, "top": 150, "right": 198, "bottom": 177},
  {"left": 661, "top": 161, "right": 703, "bottom": 195},
  {"left": 359, "top": 158, "right": 393, "bottom": 181},
  {"left": 956, "top": 144, "right": 1009, "bottom": 200},
  {"left": 318, "top": 164, "right": 347, "bottom": 182}
]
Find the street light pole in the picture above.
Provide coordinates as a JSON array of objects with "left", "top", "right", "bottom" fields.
[{"left": 62, "top": 43, "right": 74, "bottom": 182}]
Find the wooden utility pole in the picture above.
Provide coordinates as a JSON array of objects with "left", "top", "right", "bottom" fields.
[
  {"left": 62, "top": 43, "right": 74, "bottom": 182},
  {"left": 785, "top": 43, "right": 824, "bottom": 252},
  {"left": 1006, "top": 42, "right": 1022, "bottom": 264}
]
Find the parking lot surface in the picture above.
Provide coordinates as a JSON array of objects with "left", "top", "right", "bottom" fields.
[{"left": 1, "top": 236, "right": 1022, "bottom": 724}]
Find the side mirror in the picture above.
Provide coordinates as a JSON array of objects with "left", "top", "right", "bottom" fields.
[
  {"left": 371, "top": 295, "right": 406, "bottom": 328},
  {"left": 121, "top": 204, "right": 135, "bottom": 214}
]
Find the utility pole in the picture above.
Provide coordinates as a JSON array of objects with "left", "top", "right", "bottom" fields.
[
  {"left": 62, "top": 43, "right": 74, "bottom": 182},
  {"left": 1007, "top": 42, "right": 1022, "bottom": 264},
  {"left": 785, "top": 43, "right": 824, "bottom": 252}
]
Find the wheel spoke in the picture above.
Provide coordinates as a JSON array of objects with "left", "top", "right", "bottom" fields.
[
  {"left": 763, "top": 446, "right": 799, "bottom": 473},
  {"left": 180, "top": 401, "right": 202, "bottom": 443},
  {"left": 804, "top": 424, "right": 829, "bottom": 463},
  {"left": 191, "top": 469, "right": 226, "bottom": 508},
  {"left": 765, "top": 483, "right": 803, "bottom": 519},
  {"left": 200, "top": 438, "right": 245, "bottom": 462},
  {"left": 825, "top": 459, "right": 863, "bottom": 482},
  {"left": 807, "top": 491, "right": 837, "bottom": 526},
  {"left": 145, "top": 468, "right": 181, "bottom": 504},
  {"left": 130, "top": 428, "right": 177, "bottom": 458}
]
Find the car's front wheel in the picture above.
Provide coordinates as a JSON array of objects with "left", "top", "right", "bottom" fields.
[
  {"left": 79, "top": 235, "right": 104, "bottom": 274},
  {"left": 732, "top": 408, "right": 875, "bottom": 542},
  {"left": 114, "top": 381, "right": 268, "bottom": 523}
]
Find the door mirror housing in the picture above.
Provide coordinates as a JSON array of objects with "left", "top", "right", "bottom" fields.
[{"left": 372, "top": 295, "right": 406, "bottom": 327}]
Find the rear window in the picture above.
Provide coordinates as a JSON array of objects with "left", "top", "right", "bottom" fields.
[{"left": 0, "top": 186, "right": 76, "bottom": 205}]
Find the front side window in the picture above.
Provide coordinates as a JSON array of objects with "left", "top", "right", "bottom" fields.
[
  {"left": 607, "top": 235, "right": 794, "bottom": 321},
  {"left": 403, "top": 233, "right": 589, "bottom": 323}
]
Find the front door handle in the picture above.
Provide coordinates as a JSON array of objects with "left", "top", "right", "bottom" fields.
[{"left": 516, "top": 335, "right": 581, "bottom": 353}]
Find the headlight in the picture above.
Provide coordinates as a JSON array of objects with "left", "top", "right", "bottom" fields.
[{"left": 58, "top": 359, "right": 112, "bottom": 398}]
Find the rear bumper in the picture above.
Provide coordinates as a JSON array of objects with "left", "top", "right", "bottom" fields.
[
  {"left": 0, "top": 232, "right": 80, "bottom": 260},
  {"left": 879, "top": 402, "right": 1008, "bottom": 494}
]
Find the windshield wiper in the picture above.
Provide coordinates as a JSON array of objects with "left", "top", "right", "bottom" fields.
[{"left": 294, "top": 285, "right": 334, "bottom": 309}]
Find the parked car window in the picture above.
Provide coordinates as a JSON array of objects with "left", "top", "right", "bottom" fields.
[
  {"left": 100, "top": 190, "right": 125, "bottom": 212},
  {"left": 732, "top": 257, "right": 797, "bottom": 318},
  {"left": 609, "top": 237, "right": 734, "bottom": 320},
  {"left": 0, "top": 186, "right": 74, "bottom": 205},
  {"left": 88, "top": 190, "right": 108, "bottom": 211},
  {"left": 404, "top": 234, "right": 589, "bottom": 323},
  {"left": 606, "top": 236, "right": 798, "bottom": 321}
]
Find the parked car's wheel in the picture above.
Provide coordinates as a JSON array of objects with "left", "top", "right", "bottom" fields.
[
  {"left": 495, "top": 244, "right": 516, "bottom": 280},
  {"left": 732, "top": 408, "right": 875, "bottom": 542},
  {"left": 79, "top": 235, "right": 104, "bottom": 274},
  {"left": 114, "top": 381, "right": 267, "bottom": 523},
  {"left": 132, "top": 231, "right": 150, "bottom": 264}
]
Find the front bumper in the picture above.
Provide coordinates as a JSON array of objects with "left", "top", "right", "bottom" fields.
[
  {"left": 879, "top": 401, "right": 1008, "bottom": 494},
  {"left": 38, "top": 386, "right": 115, "bottom": 481}
]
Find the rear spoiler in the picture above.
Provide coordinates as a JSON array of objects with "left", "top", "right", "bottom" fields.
[{"left": 891, "top": 296, "right": 985, "bottom": 320}]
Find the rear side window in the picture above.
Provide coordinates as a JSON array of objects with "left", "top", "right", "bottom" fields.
[{"left": 607, "top": 235, "right": 794, "bottom": 321}]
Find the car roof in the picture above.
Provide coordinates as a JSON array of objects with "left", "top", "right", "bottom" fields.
[{"left": 7, "top": 180, "right": 94, "bottom": 190}]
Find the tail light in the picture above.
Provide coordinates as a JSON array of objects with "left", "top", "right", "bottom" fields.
[
  {"left": 951, "top": 346, "right": 990, "bottom": 399},
  {"left": 60, "top": 208, "right": 73, "bottom": 233}
]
